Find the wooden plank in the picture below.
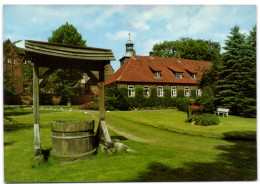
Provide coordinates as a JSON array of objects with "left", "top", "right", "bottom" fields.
[
  {"left": 98, "top": 63, "right": 112, "bottom": 143},
  {"left": 26, "top": 47, "right": 115, "bottom": 61},
  {"left": 85, "top": 70, "right": 99, "bottom": 83},
  {"left": 26, "top": 40, "right": 112, "bottom": 52},
  {"left": 26, "top": 44, "right": 115, "bottom": 57},
  {"left": 39, "top": 68, "right": 56, "bottom": 85},
  {"left": 33, "top": 61, "right": 42, "bottom": 156}
]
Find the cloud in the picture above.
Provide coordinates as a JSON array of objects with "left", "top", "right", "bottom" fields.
[
  {"left": 130, "top": 20, "right": 150, "bottom": 31},
  {"left": 106, "top": 31, "right": 137, "bottom": 40},
  {"left": 142, "top": 39, "right": 163, "bottom": 55}
]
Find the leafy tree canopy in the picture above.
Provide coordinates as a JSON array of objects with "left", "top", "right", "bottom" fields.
[
  {"left": 47, "top": 22, "right": 87, "bottom": 104},
  {"left": 48, "top": 22, "right": 86, "bottom": 46},
  {"left": 152, "top": 37, "right": 221, "bottom": 63}
]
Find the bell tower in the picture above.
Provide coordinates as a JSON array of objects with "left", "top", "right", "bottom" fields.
[{"left": 119, "top": 33, "right": 134, "bottom": 67}]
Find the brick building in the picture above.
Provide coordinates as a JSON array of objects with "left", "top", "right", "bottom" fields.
[
  {"left": 105, "top": 37, "right": 211, "bottom": 98},
  {"left": 3, "top": 39, "right": 115, "bottom": 105}
]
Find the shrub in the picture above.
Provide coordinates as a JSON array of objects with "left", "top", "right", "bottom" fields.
[
  {"left": 190, "top": 89, "right": 196, "bottom": 98},
  {"left": 176, "top": 98, "right": 191, "bottom": 111},
  {"left": 194, "top": 86, "right": 216, "bottom": 113},
  {"left": 105, "top": 84, "right": 130, "bottom": 111},
  {"left": 186, "top": 113, "right": 220, "bottom": 126},
  {"left": 177, "top": 89, "right": 184, "bottom": 98}
]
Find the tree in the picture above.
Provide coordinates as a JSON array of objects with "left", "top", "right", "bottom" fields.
[
  {"left": 48, "top": 22, "right": 86, "bottom": 46},
  {"left": 47, "top": 22, "right": 87, "bottom": 106},
  {"left": 152, "top": 38, "right": 221, "bottom": 62},
  {"left": 236, "top": 26, "right": 256, "bottom": 117},
  {"left": 216, "top": 25, "right": 256, "bottom": 117}
]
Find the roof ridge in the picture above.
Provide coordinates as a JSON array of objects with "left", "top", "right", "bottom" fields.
[{"left": 117, "top": 57, "right": 132, "bottom": 81}]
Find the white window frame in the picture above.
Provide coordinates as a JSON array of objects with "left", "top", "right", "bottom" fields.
[
  {"left": 81, "top": 75, "right": 86, "bottom": 83},
  {"left": 128, "top": 85, "right": 135, "bottom": 97},
  {"left": 157, "top": 86, "right": 164, "bottom": 97},
  {"left": 24, "top": 86, "right": 29, "bottom": 93},
  {"left": 154, "top": 71, "right": 161, "bottom": 78},
  {"left": 7, "top": 58, "right": 11, "bottom": 63},
  {"left": 196, "top": 88, "right": 202, "bottom": 96},
  {"left": 13, "top": 59, "right": 16, "bottom": 64},
  {"left": 175, "top": 72, "right": 183, "bottom": 79},
  {"left": 191, "top": 73, "right": 197, "bottom": 79},
  {"left": 144, "top": 86, "right": 150, "bottom": 97},
  {"left": 171, "top": 86, "right": 177, "bottom": 97},
  {"left": 184, "top": 86, "right": 190, "bottom": 97}
]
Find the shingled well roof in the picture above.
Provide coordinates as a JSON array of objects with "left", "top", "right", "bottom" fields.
[{"left": 105, "top": 55, "right": 211, "bottom": 85}]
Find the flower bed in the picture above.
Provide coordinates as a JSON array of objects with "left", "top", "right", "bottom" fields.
[
  {"left": 80, "top": 101, "right": 99, "bottom": 110},
  {"left": 189, "top": 105, "right": 204, "bottom": 115}
]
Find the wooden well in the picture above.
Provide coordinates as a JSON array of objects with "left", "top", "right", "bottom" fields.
[
  {"left": 51, "top": 120, "right": 96, "bottom": 162},
  {"left": 25, "top": 40, "right": 115, "bottom": 164}
]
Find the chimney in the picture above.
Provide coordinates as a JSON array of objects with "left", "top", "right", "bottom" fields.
[
  {"left": 178, "top": 54, "right": 181, "bottom": 60},
  {"left": 133, "top": 50, "right": 136, "bottom": 57},
  {"left": 149, "top": 51, "right": 154, "bottom": 58}
]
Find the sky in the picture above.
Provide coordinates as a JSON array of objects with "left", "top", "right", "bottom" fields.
[{"left": 2, "top": 3, "right": 257, "bottom": 72}]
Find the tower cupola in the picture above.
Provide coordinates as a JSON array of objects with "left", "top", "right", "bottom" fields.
[{"left": 119, "top": 33, "right": 134, "bottom": 67}]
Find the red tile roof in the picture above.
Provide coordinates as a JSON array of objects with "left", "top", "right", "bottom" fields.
[{"left": 105, "top": 55, "right": 211, "bottom": 85}]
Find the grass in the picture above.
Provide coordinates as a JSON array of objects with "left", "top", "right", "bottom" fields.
[{"left": 4, "top": 108, "right": 257, "bottom": 182}]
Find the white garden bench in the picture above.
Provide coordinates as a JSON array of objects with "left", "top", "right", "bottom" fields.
[{"left": 214, "top": 108, "right": 229, "bottom": 117}]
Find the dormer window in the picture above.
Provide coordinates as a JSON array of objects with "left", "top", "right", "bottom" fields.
[
  {"left": 191, "top": 73, "right": 197, "bottom": 79},
  {"left": 175, "top": 72, "right": 183, "bottom": 79},
  {"left": 154, "top": 71, "right": 161, "bottom": 78}
]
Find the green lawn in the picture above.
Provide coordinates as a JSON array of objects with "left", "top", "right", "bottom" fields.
[{"left": 4, "top": 109, "right": 257, "bottom": 182}]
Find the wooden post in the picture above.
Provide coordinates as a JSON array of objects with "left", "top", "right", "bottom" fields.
[
  {"left": 33, "top": 61, "right": 42, "bottom": 156},
  {"left": 98, "top": 63, "right": 112, "bottom": 144}
]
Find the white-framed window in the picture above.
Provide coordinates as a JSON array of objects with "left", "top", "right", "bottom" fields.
[
  {"left": 128, "top": 85, "right": 135, "bottom": 97},
  {"left": 24, "top": 86, "right": 29, "bottom": 93},
  {"left": 157, "top": 86, "right": 164, "bottom": 97},
  {"left": 23, "top": 59, "right": 27, "bottom": 64},
  {"left": 144, "top": 86, "right": 150, "bottom": 97},
  {"left": 184, "top": 86, "right": 190, "bottom": 97},
  {"left": 81, "top": 75, "right": 86, "bottom": 83},
  {"left": 196, "top": 88, "right": 202, "bottom": 96},
  {"left": 7, "top": 58, "right": 11, "bottom": 63},
  {"left": 191, "top": 73, "right": 197, "bottom": 79},
  {"left": 175, "top": 72, "right": 183, "bottom": 79},
  {"left": 171, "top": 86, "right": 177, "bottom": 97},
  {"left": 154, "top": 71, "right": 161, "bottom": 78},
  {"left": 13, "top": 59, "right": 16, "bottom": 64}
]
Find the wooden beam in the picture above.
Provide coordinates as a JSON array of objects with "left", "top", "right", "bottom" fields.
[
  {"left": 33, "top": 62, "right": 42, "bottom": 156},
  {"left": 98, "top": 63, "right": 112, "bottom": 144},
  {"left": 85, "top": 70, "right": 99, "bottom": 84},
  {"left": 39, "top": 68, "right": 56, "bottom": 85}
]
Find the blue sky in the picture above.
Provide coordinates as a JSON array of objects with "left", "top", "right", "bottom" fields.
[{"left": 3, "top": 4, "right": 257, "bottom": 71}]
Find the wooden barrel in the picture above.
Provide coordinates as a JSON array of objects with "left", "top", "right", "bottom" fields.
[{"left": 50, "top": 120, "right": 97, "bottom": 162}]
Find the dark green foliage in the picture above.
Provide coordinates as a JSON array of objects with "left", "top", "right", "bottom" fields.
[
  {"left": 39, "top": 94, "right": 53, "bottom": 105},
  {"left": 162, "top": 88, "right": 176, "bottom": 107},
  {"left": 47, "top": 22, "right": 87, "bottom": 104},
  {"left": 134, "top": 87, "right": 145, "bottom": 108},
  {"left": 176, "top": 98, "right": 191, "bottom": 111},
  {"left": 216, "top": 25, "right": 256, "bottom": 117},
  {"left": 105, "top": 84, "right": 130, "bottom": 111},
  {"left": 149, "top": 87, "right": 159, "bottom": 107},
  {"left": 186, "top": 114, "right": 220, "bottom": 126},
  {"left": 190, "top": 90, "right": 196, "bottom": 98},
  {"left": 194, "top": 86, "right": 216, "bottom": 113},
  {"left": 153, "top": 38, "right": 221, "bottom": 61},
  {"left": 48, "top": 22, "right": 86, "bottom": 46},
  {"left": 105, "top": 85, "right": 178, "bottom": 110},
  {"left": 177, "top": 89, "right": 184, "bottom": 98}
]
